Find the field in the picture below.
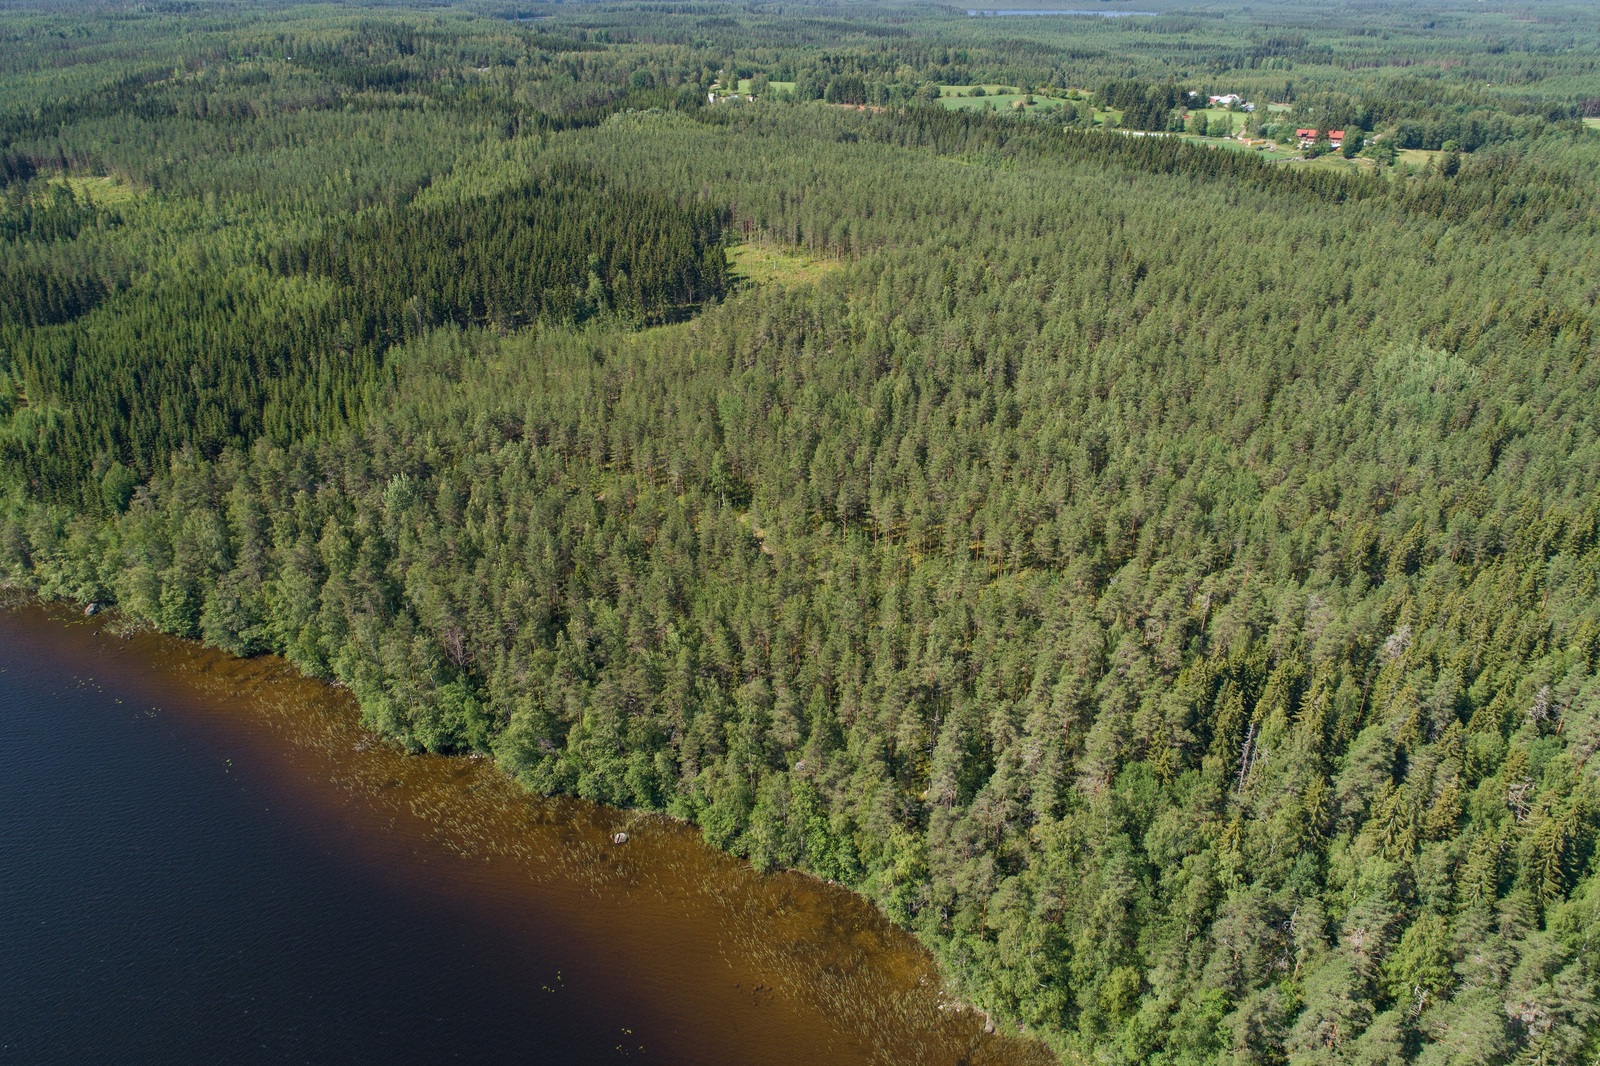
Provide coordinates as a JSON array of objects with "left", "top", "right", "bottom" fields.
[
  {"left": 1182, "top": 107, "right": 1247, "bottom": 132},
  {"left": 1297, "top": 152, "right": 1367, "bottom": 174},
  {"left": 736, "top": 78, "right": 797, "bottom": 95},
  {"left": 1175, "top": 133, "right": 1300, "bottom": 162},
  {"left": 1397, "top": 147, "right": 1443, "bottom": 171},
  {"left": 943, "top": 93, "right": 1068, "bottom": 113},
  {"left": 727, "top": 242, "right": 843, "bottom": 288},
  {"left": 56, "top": 176, "right": 138, "bottom": 204},
  {"left": 938, "top": 87, "right": 1118, "bottom": 123},
  {"left": 0, "top": 174, "right": 139, "bottom": 208},
  {"left": 938, "top": 84, "right": 1018, "bottom": 97}
]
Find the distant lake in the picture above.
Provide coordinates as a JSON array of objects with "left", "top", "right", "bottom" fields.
[
  {"left": 0, "top": 600, "right": 1052, "bottom": 1065},
  {"left": 967, "top": 8, "right": 1157, "bottom": 15}
]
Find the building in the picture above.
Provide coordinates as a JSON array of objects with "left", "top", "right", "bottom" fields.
[
  {"left": 1208, "top": 94, "right": 1245, "bottom": 107},
  {"left": 1296, "top": 128, "right": 1348, "bottom": 149}
]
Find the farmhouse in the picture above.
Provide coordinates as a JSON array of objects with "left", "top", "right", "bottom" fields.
[
  {"left": 1208, "top": 94, "right": 1244, "bottom": 107},
  {"left": 1295, "top": 128, "right": 1348, "bottom": 148}
]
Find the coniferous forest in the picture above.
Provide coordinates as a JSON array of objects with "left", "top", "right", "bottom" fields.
[{"left": 3, "top": 1, "right": 1600, "bottom": 1061}]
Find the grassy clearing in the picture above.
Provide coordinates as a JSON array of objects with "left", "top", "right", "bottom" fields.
[
  {"left": 734, "top": 79, "right": 793, "bottom": 96},
  {"left": 938, "top": 85, "right": 1121, "bottom": 122},
  {"left": 728, "top": 242, "right": 843, "bottom": 288},
  {"left": 938, "top": 83, "right": 1016, "bottom": 97},
  {"left": 1584, "top": 117, "right": 1600, "bottom": 131},
  {"left": 1257, "top": 143, "right": 1300, "bottom": 161},
  {"left": 1396, "top": 148, "right": 1441, "bottom": 171},
  {"left": 1178, "top": 133, "right": 1291, "bottom": 159},
  {"left": 1174, "top": 130, "right": 1370, "bottom": 166},
  {"left": 48, "top": 175, "right": 138, "bottom": 204},
  {"left": 1178, "top": 134, "right": 1248, "bottom": 150},
  {"left": 1183, "top": 107, "right": 1247, "bottom": 129},
  {"left": 1299, "top": 153, "right": 1364, "bottom": 174},
  {"left": 942, "top": 92, "right": 1067, "bottom": 113}
]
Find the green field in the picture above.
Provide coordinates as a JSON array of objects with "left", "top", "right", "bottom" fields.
[
  {"left": 1585, "top": 116, "right": 1600, "bottom": 130},
  {"left": 1182, "top": 107, "right": 1246, "bottom": 133},
  {"left": 1397, "top": 147, "right": 1443, "bottom": 171},
  {"left": 938, "top": 83, "right": 1016, "bottom": 97},
  {"left": 0, "top": 174, "right": 140, "bottom": 208},
  {"left": 938, "top": 85, "right": 1116, "bottom": 121},
  {"left": 1176, "top": 133, "right": 1299, "bottom": 162},
  {"left": 1298, "top": 152, "right": 1366, "bottom": 174},
  {"left": 739, "top": 79, "right": 794, "bottom": 96},
  {"left": 727, "top": 242, "right": 842, "bottom": 288},
  {"left": 941, "top": 92, "right": 1068, "bottom": 113},
  {"left": 52, "top": 175, "right": 138, "bottom": 204}
]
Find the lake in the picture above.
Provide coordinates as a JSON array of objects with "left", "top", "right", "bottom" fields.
[{"left": 0, "top": 600, "right": 1054, "bottom": 1065}]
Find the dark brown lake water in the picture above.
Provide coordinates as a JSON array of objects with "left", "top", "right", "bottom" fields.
[{"left": 0, "top": 601, "right": 1054, "bottom": 1065}]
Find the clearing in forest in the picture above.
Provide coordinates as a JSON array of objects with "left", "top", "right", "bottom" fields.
[
  {"left": 939, "top": 85, "right": 1069, "bottom": 113},
  {"left": 727, "top": 242, "right": 843, "bottom": 288},
  {"left": 52, "top": 176, "right": 137, "bottom": 203},
  {"left": 1396, "top": 148, "right": 1444, "bottom": 171}
]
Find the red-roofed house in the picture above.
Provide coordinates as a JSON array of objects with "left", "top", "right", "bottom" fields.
[{"left": 1295, "top": 128, "right": 1347, "bottom": 149}]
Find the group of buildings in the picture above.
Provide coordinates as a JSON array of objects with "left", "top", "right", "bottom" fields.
[
  {"left": 1205, "top": 93, "right": 1256, "bottom": 112},
  {"left": 1294, "top": 128, "right": 1347, "bottom": 148}
]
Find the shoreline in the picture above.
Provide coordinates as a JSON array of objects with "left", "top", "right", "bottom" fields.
[{"left": 0, "top": 586, "right": 1055, "bottom": 1064}]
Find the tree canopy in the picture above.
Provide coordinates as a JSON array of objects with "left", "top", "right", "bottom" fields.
[{"left": 3, "top": 2, "right": 1600, "bottom": 1062}]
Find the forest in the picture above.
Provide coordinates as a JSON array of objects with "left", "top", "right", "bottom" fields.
[{"left": 2, "top": 0, "right": 1600, "bottom": 1062}]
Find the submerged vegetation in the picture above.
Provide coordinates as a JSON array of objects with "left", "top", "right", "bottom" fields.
[{"left": 3, "top": 0, "right": 1600, "bottom": 1062}]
